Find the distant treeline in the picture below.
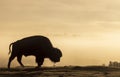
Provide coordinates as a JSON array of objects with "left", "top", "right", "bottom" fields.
[{"left": 109, "top": 61, "right": 120, "bottom": 68}]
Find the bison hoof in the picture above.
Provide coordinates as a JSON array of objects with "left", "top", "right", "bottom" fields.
[
  {"left": 34, "top": 66, "right": 42, "bottom": 71},
  {"left": 35, "top": 66, "right": 41, "bottom": 69},
  {"left": 22, "top": 65, "right": 25, "bottom": 68}
]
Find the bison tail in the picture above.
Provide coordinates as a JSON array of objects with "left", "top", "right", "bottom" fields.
[{"left": 8, "top": 43, "right": 13, "bottom": 55}]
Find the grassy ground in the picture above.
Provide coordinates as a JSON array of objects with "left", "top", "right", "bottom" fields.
[{"left": 0, "top": 66, "right": 120, "bottom": 77}]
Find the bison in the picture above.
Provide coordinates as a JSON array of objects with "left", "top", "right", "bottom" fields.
[{"left": 8, "top": 35, "right": 62, "bottom": 69}]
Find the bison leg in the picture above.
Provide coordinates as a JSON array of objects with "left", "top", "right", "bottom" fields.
[
  {"left": 8, "top": 55, "right": 16, "bottom": 69},
  {"left": 35, "top": 57, "right": 44, "bottom": 68},
  {"left": 17, "top": 55, "right": 24, "bottom": 67}
]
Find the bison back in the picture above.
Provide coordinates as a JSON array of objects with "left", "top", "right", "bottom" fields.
[{"left": 13, "top": 36, "right": 53, "bottom": 51}]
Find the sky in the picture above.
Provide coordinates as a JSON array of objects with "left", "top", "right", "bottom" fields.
[{"left": 1, "top": 0, "right": 120, "bottom": 67}]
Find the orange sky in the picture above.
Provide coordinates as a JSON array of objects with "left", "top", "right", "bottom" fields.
[{"left": 1, "top": 0, "right": 120, "bottom": 67}]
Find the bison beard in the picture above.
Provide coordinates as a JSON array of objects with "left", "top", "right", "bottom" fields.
[{"left": 8, "top": 35, "right": 62, "bottom": 69}]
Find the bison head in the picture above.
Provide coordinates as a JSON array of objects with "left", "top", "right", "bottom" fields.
[{"left": 49, "top": 48, "right": 62, "bottom": 63}]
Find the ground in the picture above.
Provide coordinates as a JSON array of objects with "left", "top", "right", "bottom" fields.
[{"left": 0, "top": 66, "right": 120, "bottom": 77}]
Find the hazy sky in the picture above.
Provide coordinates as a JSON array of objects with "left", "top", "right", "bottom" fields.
[{"left": 1, "top": 0, "right": 120, "bottom": 67}]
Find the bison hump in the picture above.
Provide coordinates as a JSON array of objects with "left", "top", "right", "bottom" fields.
[{"left": 14, "top": 35, "right": 53, "bottom": 49}]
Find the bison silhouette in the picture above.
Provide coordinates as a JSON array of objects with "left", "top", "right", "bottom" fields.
[{"left": 8, "top": 35, "right": 62, "bottom": 69}]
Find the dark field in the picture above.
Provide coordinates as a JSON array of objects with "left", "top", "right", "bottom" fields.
[{"left": 0, "top": 66, "right": 120, "bottom": 77}]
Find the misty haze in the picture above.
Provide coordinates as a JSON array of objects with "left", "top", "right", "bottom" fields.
[{"left": 1, "top": 0, "right": 120, "bottom": 77}]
